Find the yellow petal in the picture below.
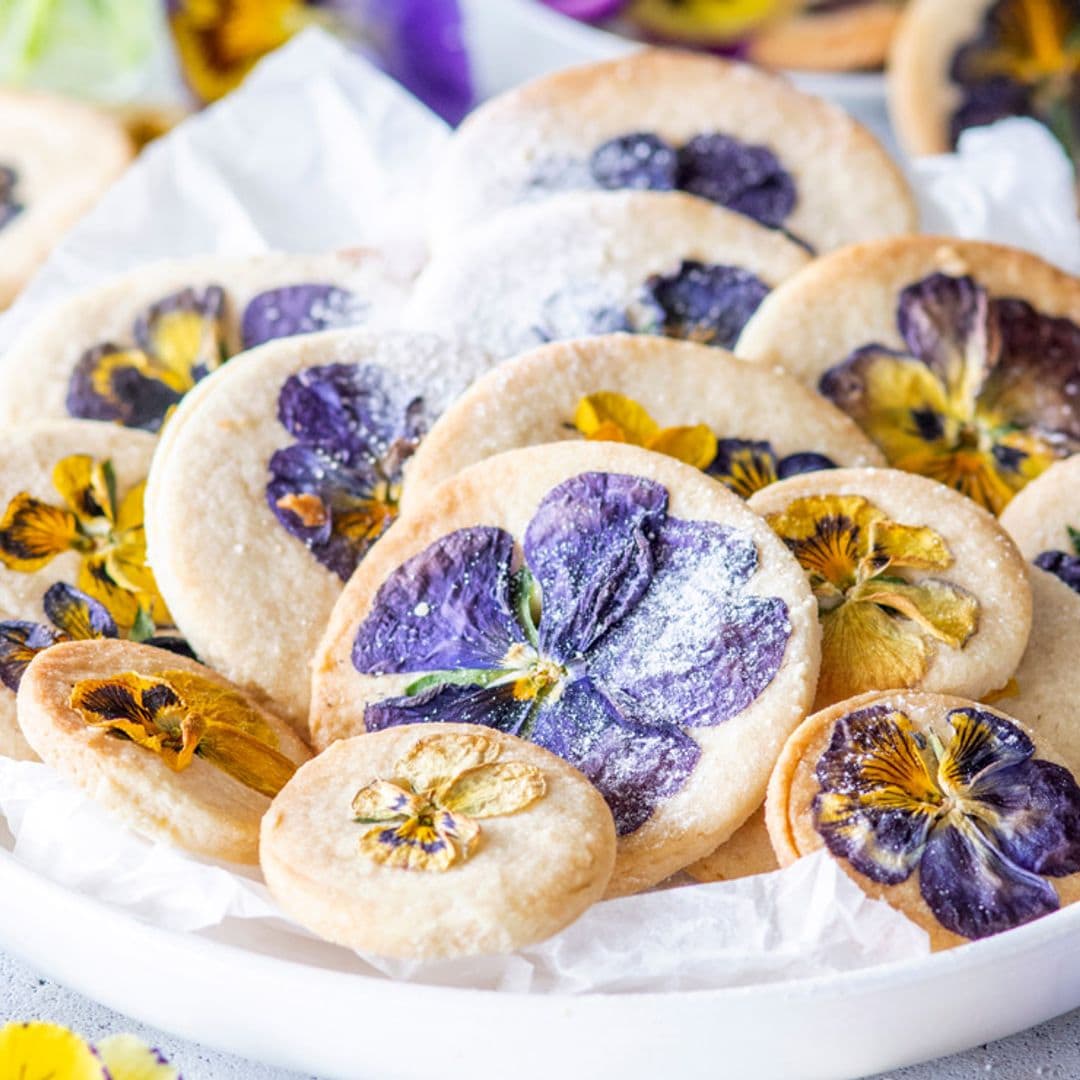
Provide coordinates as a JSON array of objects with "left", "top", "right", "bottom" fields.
[
  {"left": 817, "top": 600, "right": 932, "bottom": 707},
  {"left": 0, "top": 492, "right": 81, "bottom": 571},
  {"left": 195, "top": 721, "right": 298, "bottom": 798},
  {"left": 352, "top": 779, "right": 420, "bottom": 822},
  {"left": 144, "top": 309, "right": 223, "bottom": 392},
  {"left": 397, "top": 731, "right": 501, "bottom": 792},
  {"left": 96, "top": 1034, "right": 179, "bottom": 1080},
  {"left": 115, "top": 481, "right": 147, "bottom": 534},
  {"left": 0, "top": 1021, "right": 107, "bottom": 1080},
  {"left": 573, "top": 392, "right": 659, "bottom": 446},
  {"left": 440, "top": 761, "right": 547, "bottom": 818},
  {"left": 983, "top": 677, "right": 1020, "bottom": 704},
  {"left": 70, "top": 671, "right": 188, "bottom": 761},
  {"left": 865, "top": 519, "right": 953, "bottom": 574},
  {"left": 359, "top": 816, "right": 457, "bottom": 871},
  {"left": 647, "top": 424, "right": 718, "bottom": 470},
  {"left": 628, "top": 0, "right": 795, "bottom": 41},
  {"left": 53, "top": 454, "right": 114, "bottom": 525},
  {"left": 78, "top": 555, "right": 142, "bottom": 630},
  {"left": 851, "top": 578, "right": 980, "bottom": 649},
  {"left": 893, "top": 445, "right": 1020, "bottom": 515}
]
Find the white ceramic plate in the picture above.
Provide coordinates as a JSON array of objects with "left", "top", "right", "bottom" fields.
[{"left": 3, "top": 834, "right": 1080, "bottom": 1080}]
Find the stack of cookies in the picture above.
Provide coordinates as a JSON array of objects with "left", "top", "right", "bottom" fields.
[{"left": 3, "top": 49, "right": 1080, "bottom": 963}]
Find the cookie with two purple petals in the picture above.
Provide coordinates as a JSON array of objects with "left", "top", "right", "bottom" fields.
[{"left": 310, "top": 441, "right": 820, "bottom": 896}]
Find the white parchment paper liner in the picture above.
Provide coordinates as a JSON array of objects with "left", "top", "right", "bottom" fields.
[{"left": 1, "top": 26, "right": 1078, "bottom": 990}]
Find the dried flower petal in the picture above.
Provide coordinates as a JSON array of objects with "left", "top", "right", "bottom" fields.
[
  {"left": 589, "top": 132, "right": 679, "bottom": 191},
  {"left": 0, "top": 1021, "right": 107, "bottom": 1080},
  {"left": 95, "top": 1034, "right": 179, "bottom": 1080},
  {"left": 241, "top": 283, "right": 368, "bottom": 350}
]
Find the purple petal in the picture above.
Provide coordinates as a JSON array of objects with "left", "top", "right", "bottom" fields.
[
  {"left": 133, "top": 285, "right": 226, "bottom": 382},
  {"left": 919, "top": 822, "right": 1059, "bottom": 940},
  {"left": 1034, "top": 550, "right": 1080, "bottom": 594},
  {"left": 539, "top": 0, "right": 628, "bottom": 19},
  {"left": 66, "top": 345, "right": 184, "bottom": 433},
  {"left": 939, "top": 707, "right": 1034, "bottom": 789},
  {"left": 241, "top": 284, "right": 369, "bottom": 350},
  {"left": 0, "top": 621, "right": 62, "bottom": 692},
  {"left": 523, "top": 472, "right": 667, "bottom": 661},
  {"left": 676, "top": 133, "right": 797, "bottom": 229},
  {"left": 531, "top": 676, "right": 700, "bottom": 835},
  {"left": 364, "top": 680, "right": 534, "bottom": 735},
  {"left": 777, "top": 451, "right": 837, "bottom": 479},
  {"left": 589, "top": 133, "right": 679, "bottom": 191},
  {"left": 144, "top": 636, "right": 198, "bottom": 660},
  {"left": 352, "top": 527, "right": 525, "bottom": 675},
  {"left": 588, "top": 517, "right": 789, "bottom": 728},
  {"left": 43, "top": 583, "right": 117, "bottom": 640}
]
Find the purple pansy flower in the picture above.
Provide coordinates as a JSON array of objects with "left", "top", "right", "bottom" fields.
[
  {"left": 0, "top": 165, "right": 23, "bottom": 233},
  {"left": 352, "top": 471, "right": 791, "bottom": 834},
  {"left": 814, "top": 703, "right": 1080, "bottom": 940},
  {"left": 1035, "top": 525, "right": 1080, "bottom": 593},
  {"left": 267, "top": 362, "right": 427, "bottom": 581},
  {"left": 708, "top": 438, "right": 836, "bottom": 498},
  {"left": 0, "top": 582, "right": 192, "bottom": 693},
  {"left": 240, "top": 284, "right": 369, "bottom": 350}
]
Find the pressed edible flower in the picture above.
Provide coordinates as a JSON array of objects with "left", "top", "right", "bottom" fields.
[
  {"left": 352, "top": 731, "right": 545, "bottom": 871},
  {"left": 0, "top": 1021, "right": 178, "bottom": 1080},
  {"left": 767, "top": 494, "right": 979, "bottom": 706},
  {"left": 1035, "top": 524, "right": 1080, "bottom": 593}
]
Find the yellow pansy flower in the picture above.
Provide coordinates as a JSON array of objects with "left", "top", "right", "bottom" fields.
[{"left": 0, "top": 1022, "right": 177, "bottom": 1080}]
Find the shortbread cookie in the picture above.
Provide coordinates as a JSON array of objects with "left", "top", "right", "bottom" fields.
[
  {"left": 18, "top": 639, "right": 311, "bottom": 864},
  {"left": 145, "top": 331, "right": 490, "bottom": 736},
  {"left": 0, "top": 420, "right": 184, "bottom": 760},
  {"left": 737, "top": 237, "right": 1080, "bottom": 513},
  {"left": 889, "top": 0, "right": 1078, "bottom": 159},
  {"left": 748, "top": 467, "right": 1031, "bottom": 710},
  {"left": 999, "top": 454, "right": 1080, "bottom": 588},
  {"left": 311, "top": 441, "right": 820, "bottom": 896},
  {"left": 402, "top": 333, "right": 885, "bottom": 510},
  {"left": 261, "top": 724, "right": 615, "bottom": 957},
  {"left": 0, "top": 250, "right": 412, "bottom": 433},
  {"left": 687, "top": 806, "right": 778, "bottom": 883},
  {"left": 0, "top": 90, "right": 132, "bottom": 308},
  {"left": 427, "top": 49, "right": 915, "bottom": 253},
  {"left": 408, "top": 190, "right": 811, "bottom": 363},
  {"left": 749, "top": 2, "right": 903, "bottom": 71},
  {"left": 768, "top": 690, "right": 1080, "bottom": 949}
]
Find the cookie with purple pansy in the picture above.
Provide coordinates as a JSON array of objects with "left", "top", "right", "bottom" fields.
[
  {"left": 261, "top": 723, "right": 616, "bottom": 958},
  {"left": 408, "top": 190, "right": 811, "bottom": 365},
  {"left": 426, "top": 49, "right": 914, "bottom": 253},
  {"left": 17, "top": 638, "right": 310, "bottom": 864},
  {"left": 889, "top": 0, "right": 1079, "bottom": 167},
  {"left": 402, "top": 334, "right": 885, "bottom": 510},
  {"left": 768, "top": 690, "right": 1080, "bottom": 950},
  {"left": 0, "top": 420, "right": 187, "bottom": 761},
  {"left": 145, "top": 330, "right": 490, "bottom": 738},
  {"left": 0, "top": 90, "right": 132, "bottom": 310},
  {"left": 736, "top": 236, "right": 1080, "bottom": 514},
  {"left": 310, "top": 441, "right": 821, "bottom": 896},
  {"left": 0, "top": 250, "right": 413, "bottom": 433}
]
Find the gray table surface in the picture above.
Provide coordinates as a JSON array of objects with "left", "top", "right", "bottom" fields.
[{"left": 0, "top": 948, "right": 1073, "bottom": 1079}]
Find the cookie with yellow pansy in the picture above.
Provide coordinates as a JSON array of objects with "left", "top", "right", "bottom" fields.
[
  {"left": 889, "top": 0, "right": 1079, "bottom": 165},
  {"left": 0, "top": 249, "right": 413, "bottom": 434},
  {"left": 767, "top": 690, "right": 1080, "bottom": 950},
  {"left": 261, "top": 724, "right": 616, "bottom": 958},
  {"left": 736, "top": 236, "right": 1080, "bottom": 515},
  {"left": 0, "top": 90, "right": 132, "bottom": 309},
  {"left": 145, "top": 330, "right": 491, "bottom": 738},
  {"left": 0, "top": 420, "right": 183, "bottom": 761},
  {"left": 402, "top": 333, "right": 884, "bottom": 511},
  {"left": 17, "top": 638, "right": 310, "bottom": 864},
  {"left": 310, "top": 440, "right": 820, "bottom": 896},
  {"left": 426, "top": 49, "right": 915, "bottom": 252},
  {"left": 408, "top": 190, "right": 810, "bottom": 366}
]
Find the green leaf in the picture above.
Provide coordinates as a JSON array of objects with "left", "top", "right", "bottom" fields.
[
  {"left": 510, "top": 566, "right": 540, "bottom": 646},
  {"left": 101, "top": 459, "right": 118, "bottom": 522},
  {"left": 1068, "top": 526, "right": 1080, "bottom": 557},
  {"left": 404, "top": 668, "right": 503, "bottom": 697},
  {"left": 128, "top": 606, "right": 156, "bottom": 644}
]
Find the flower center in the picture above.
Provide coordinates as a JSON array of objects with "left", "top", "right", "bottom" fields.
[{"left": 501, "top": 642, "right": 566, "bottom": 702}]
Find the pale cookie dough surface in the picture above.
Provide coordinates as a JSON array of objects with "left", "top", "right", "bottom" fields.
[
  {"left": 748, "top": 467, "right": 1032, "bottom": 707},
  {"left": 0, "top": 250, "right": 413, "bottom": 430},
  {"left": 260, "top": 724, "right": 616, "bottom": 958},
  {"left": 17, "top": 639, "right": 310, "bottom": 864},
  {"left": 0, "top": 420, "right": 157, "bottom": 760},
  {"left": 888, "top": 0, "right": 993, "bottom": 157},
  {"left": 427, "top": 49, "right": 915, "bottom": 252},
  {"left": 311, "top": 441, "right": 821, "bottom": 897},
  {"left": 687, "top": 806, "right": 778, "bottom": 883},
  {"left": 408, "top": 190, "right": 810, "bottom": 364},
  {"left": 736, "top": 236, "right": 1080, "bottom": 387},
  {"left": 750, "top": 3, "right": 902, "bottom": 71},
  {"left": 402, "top": 333, "right": 884, "bottom": 510},
  {"left": 145, "top": 330, "right": 491, "bottom": 737},
  {"left": 999, "top": 454, "right": 1080, "bottom": 560},
  {"left": 767, "top": 690, "right": 1080, "bottom": 951},
  {"left": 0, "top": 90, "right": 132, "bottom": 308}
]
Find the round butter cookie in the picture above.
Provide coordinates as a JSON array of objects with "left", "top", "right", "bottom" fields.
[
  {"left": 402, "top": 333, "right": 884, "bottom": 511},
  {"left": 736, "top": 236, "right": 1080, "bottom": 515},
  {"left": 427, "top": 49, "right": 914, "bottom": 253},
  {"left": 408, "top": 190, "right": 811, "bottom": 364},
  {"left": 0, "top": 420, "right": 183, "bottom": 761},
  {"left": 767, "top": 690, "right": 1080, "bottom": 950},
  {"left": 888, "top": 0, "right": 1078, "bottom": 159},
  {"left": 18, "top": 639, "right": 311, "bottom": 864},
  {"left": 748, "top": 466, "right": 1031, "bottom": 710},
  {"left": 0, "top": 250, "right": 412, "bottom": 434},
  {"left": 0, "top": 90, "right": 132, "bottom": 308},
  {"left": 999, "top": 454, "right": 1080, "bottom": 585},
  {"left": 310, "top": 441, "right": 820, "bottom": 896},
  {"left": 145, "top": 330, "right": 490, "bottom": 737},
  {"left": 261, "top": 724, "right": 616, "bottom": 958}
]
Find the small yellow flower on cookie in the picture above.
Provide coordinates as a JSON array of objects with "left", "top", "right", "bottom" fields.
[
  {"left": 69, "top": 668, "right": 298, "bottom": 798},
  {"left": 352, "top": 731, "right": 546, "bottom": 872},
  {"left": 0, "top": 1022, "right": 178, "bottom": 1080}
]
